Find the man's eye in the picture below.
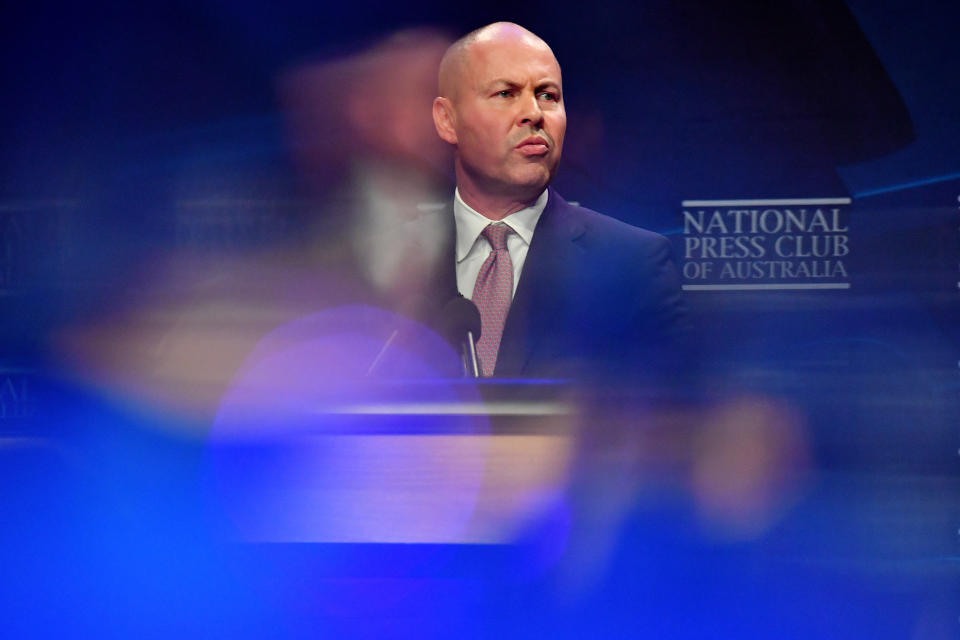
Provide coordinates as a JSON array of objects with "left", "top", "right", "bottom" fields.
[
  {"left": 496, "top": 90, "right": 513, "bottom": 98},
  {"left": 538, "top": 92, "right": 557, "bottom": 101}
]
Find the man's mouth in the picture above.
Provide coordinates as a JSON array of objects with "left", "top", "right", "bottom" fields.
[{"left": 515, "top": 136, "right": 550, "bottom": 156}]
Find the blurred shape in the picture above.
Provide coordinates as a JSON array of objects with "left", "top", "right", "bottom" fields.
[
  {"left": 279, "top": 29, "right": 455, "bottom": 309},
  {"left": 210, "top": 305, "right": 577, "bottom": 543},
  {"left": 53, "top": 257, "right": 353, "bottom": 429},
  {"left": 279, "top": 28, "right": 453, "bottom": 186},
  {"left": 54, "top": 29, "right": 459, "bottom": 433},
  {"left": 213, "top": 305, "right": 465, "bottom": 427},
  {"left": 213, "top": 433, "right": 490, "bottom": 543},
  {"left": 542, "top": 392, "right": 812, "bottom": 599},
  {"left": 211, "top": 433, "right": 575, "bottom": 544},
  {"left": 688, "top": 395, "right": 810, "bottom": 540}
]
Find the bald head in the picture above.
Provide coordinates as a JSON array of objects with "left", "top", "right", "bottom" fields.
[
  {"left": 438, "top": 22, "right": 557, "bottom": 101},
  {"left": 432, "top": 22, "right": 566, "bottom": 218}
]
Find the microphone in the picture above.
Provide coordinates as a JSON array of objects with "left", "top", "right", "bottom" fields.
[{"left": 438, "top": 296, "right": 482, "bottom": 378}]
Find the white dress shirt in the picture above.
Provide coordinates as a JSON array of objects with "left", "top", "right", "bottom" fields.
[{"left": 454, "top": 188, "right": 548, "bottom": 299}]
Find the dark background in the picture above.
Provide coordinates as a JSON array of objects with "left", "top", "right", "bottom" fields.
[{"left": 1, "top": 1, "right": 958, "bottom": 637}]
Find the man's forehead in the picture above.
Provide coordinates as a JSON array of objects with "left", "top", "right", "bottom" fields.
[
  {"left": 438, "top": 23, "right": 561, "bottom": 99},
  {"left": 463, "top": 36, "right": 561, "bottom": 83}
]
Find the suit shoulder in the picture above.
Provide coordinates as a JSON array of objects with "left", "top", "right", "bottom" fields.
[{"left": 564, "top": 200, "right": 671, "bottom": 256}]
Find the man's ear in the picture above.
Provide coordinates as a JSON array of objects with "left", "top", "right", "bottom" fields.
[{"left": 432, "top": 97, "right": 458, "bottom": 145}]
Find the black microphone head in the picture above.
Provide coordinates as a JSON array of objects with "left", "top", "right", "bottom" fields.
[{"left": 438, "top": 295, "right": 481, "bottom": 346}]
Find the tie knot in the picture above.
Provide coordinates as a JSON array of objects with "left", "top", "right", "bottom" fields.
[{"left": 482, "top": 223, "right": 512, "bottom": 251}]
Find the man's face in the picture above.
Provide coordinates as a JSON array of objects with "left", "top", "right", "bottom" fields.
[{"left": 444, "top": 36, "right": 566, "bottom": 201}]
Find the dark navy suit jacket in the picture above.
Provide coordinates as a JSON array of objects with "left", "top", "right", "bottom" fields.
[{"left": 431, "top": 189, "right": 688, "bottom": 382}]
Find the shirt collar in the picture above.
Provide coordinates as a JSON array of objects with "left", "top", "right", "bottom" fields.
[{"left": 453, "top": 188, "right": 548, "bottom": 262}]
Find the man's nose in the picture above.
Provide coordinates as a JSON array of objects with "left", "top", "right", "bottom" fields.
[{"left": 517, "top": 92, "right": 544, "bottom": 127}]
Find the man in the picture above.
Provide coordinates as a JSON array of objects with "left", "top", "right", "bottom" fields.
[{"left": 432, "top": 22, "right": 686, "bottom": 381}]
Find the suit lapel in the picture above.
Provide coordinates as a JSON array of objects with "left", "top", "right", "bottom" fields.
[{"left": 494, "top": 189, "right": 586, "bottom": 376}]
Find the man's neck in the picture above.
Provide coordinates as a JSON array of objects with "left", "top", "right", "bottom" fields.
[{"left": 455, "top": 182, "right": 542, "bottom": 220}]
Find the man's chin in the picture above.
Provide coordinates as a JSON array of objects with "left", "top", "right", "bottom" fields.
[{"left": 507, "top": 167, "right": 554, "bottom": 194}]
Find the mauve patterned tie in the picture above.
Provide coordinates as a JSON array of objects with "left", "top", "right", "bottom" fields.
[{"left": 472, "top": 223, "right": 515, "bottom": 376}]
